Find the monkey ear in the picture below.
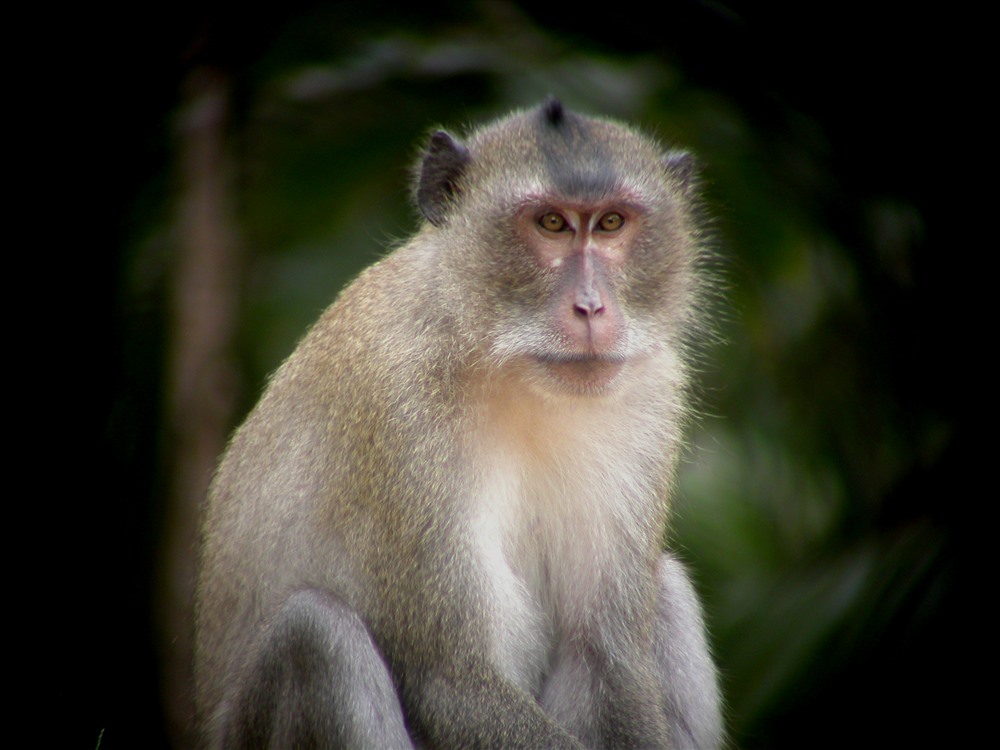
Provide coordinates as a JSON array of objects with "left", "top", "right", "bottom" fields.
[
  {"left": 663, "top": 151, "right": 696, "bottom": 194},
  {"left": 417, "top": 130, "right": 471, "bottom": 227}
]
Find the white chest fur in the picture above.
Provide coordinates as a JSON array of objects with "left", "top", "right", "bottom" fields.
[{"left": 470, "top": 380, "right": 671, "bottom": 694}]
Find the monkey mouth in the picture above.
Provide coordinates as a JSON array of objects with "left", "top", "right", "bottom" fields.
[{"left": 532, "top": 353, "right": 626, "bottom": 393}]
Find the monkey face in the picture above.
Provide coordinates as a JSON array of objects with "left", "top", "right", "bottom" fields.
[
  {"left": 420, "top": 100, "right": 700, "bottom": 399},
  {"left": 512, "top": 201, "right": 639, "bottom": 394}
]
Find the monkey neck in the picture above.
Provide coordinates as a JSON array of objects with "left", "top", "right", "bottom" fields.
[{"left": 469, "top": 360, "right": 679, "bottom": 546}]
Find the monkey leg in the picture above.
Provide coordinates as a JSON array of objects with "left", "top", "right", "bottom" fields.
[
  {"left": 226, "top": 588, "right": 415, "bottom": 750},
  {"left": 654, "top": 554, "right": 724, "bottom": 750}
]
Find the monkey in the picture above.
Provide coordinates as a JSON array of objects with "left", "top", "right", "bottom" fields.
[{"left": 194, "top": 98, "right": 723, "bottom": 749}]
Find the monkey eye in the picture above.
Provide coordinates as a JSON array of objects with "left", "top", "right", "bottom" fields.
[
  {"left": 597, "top": 212, "right": 624, "bottom": 232},
  {"left": 539, "top": 212, "right": 568, "bottom": 232}
]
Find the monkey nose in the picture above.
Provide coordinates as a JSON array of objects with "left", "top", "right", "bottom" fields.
[{"left": 574, "top": 290, "right": 605, "bottom": 318}]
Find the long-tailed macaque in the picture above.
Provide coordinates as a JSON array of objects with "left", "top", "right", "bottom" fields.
[{"left": 195, "top": 99, "right": 723, "bottom": 749}]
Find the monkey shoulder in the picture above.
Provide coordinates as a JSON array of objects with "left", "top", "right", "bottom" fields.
[{"left": 281, "top": 244, "right": 456, "bottom": 397}]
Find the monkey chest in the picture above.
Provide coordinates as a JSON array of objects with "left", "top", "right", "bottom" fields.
[{"left": 473, "top": 465, "right": 629, "bottom": 694}]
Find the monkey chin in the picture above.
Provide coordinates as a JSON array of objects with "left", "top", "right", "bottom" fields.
[{"left": 532, "top": 354, "right": 627, "bottom": 397}]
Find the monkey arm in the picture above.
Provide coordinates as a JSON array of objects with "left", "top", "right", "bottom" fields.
[
  {"left": 222, "top": 588, "right": 416, "bottom": 749},
  {"left": 406, "top": 665, "right": 587, "bottom": 749},
  {"left": 655, "top": 554, "right": 725, "bottom": 749},
  {"left": 359, "top": 531, "right": 589, "bottom": 750},
  {"left": 223, "top": 581, "right": 586, "bottom": 750}
]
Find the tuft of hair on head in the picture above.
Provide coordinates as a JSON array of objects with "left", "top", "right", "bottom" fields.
[{"left": 543, "top": 96, "right": 564, "bottom": 127}]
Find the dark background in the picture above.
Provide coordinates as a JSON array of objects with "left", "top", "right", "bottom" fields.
[{"left": 64, "top": 2, "right": 975, "bottom": 747}]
